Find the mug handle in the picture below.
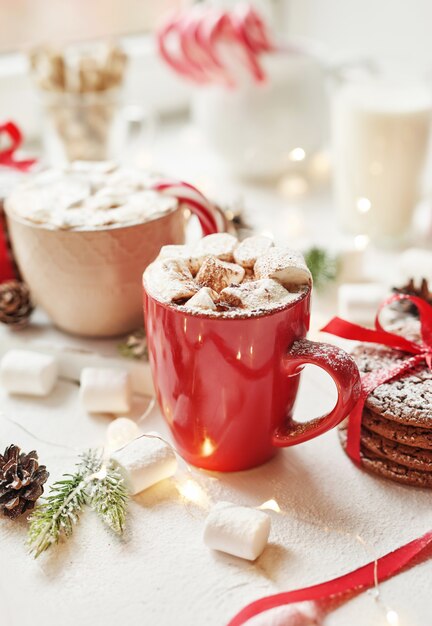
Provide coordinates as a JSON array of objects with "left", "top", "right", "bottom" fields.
[
  {"left": 272, "top": 339, "right": 362, "bottom": 447},
  {"left": 151, "top": 179, "right": 228, "bottom": 235}
]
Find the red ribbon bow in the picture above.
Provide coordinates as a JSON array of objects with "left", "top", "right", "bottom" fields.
[
  {"left": 0, "top": 121, "right": 36, "bottom": 172},
  {"left": 321, "top": 293, "right": 432, "bottom": 464}
]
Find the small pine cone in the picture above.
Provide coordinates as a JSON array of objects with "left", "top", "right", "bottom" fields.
[
  {"left": 0, "top": 280, "right": 34, "bottom": 329},
  {"left": 392, "top": 278, "right": 432, "bottom": 316},
  {"left": 0, "top": 445, "right": 49, "bottom": 519}
]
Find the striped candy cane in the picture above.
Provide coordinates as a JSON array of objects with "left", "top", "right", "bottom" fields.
[{"left": 150, "top": 179, "right": 227, "bottom": 236}]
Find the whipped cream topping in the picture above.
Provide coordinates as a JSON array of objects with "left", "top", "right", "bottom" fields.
[
  {"left": 5, "top": 161, "right": 178, "bottom": 230},
  {"left": 144, "top": 234, "right": 311, "bottom": 317}
]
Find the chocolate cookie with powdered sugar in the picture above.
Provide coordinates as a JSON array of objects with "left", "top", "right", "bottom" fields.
[
  {"left": 339, "top": 427, "right": 432, "bottom": 489},
  {"left": 338, "top": 318, "right": 432, "bottom": 488}
]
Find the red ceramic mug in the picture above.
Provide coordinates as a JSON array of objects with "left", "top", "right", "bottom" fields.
[{"left": 143, "top": 283, "right": 361, "bottom": 471}]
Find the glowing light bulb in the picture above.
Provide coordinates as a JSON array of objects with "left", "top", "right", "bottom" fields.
[
  {"left": 289, "top": 147, "right": 306, "bottom": 162},
  {"left": 177, "top": 478, "right": 209, "bottom": 507},
  {"left": 386, "top": 609, "right": 399, "bottom": 626},
  {"left": 106, "top": 418, "right": 140, "bottom": 452},
  {"left": 354, "top": 234, "right": 370, "bottom": 250},
  {"left": 259, "top": 499, "right": 281, "bottom": 513},
  {"left": 278, "top": 174, "right": 308, "bottom": 197},
  {"left": 356, "top": 197, "right": 372, "bottom": 213}
]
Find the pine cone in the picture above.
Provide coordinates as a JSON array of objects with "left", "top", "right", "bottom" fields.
[
  {"left": 392, "top": 278, "right": 432, "bottom": 316},
  {"left": 0, "top": 280, "right": 34, "bottom": 329},
  {"left": 0, "top": 445, "right": 49, "bottom": 519}
]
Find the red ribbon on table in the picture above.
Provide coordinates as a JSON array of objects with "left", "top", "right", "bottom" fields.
[
  {"left": 0, "top": 121, "right": 36, "bottom": 172},
  {"left": 227, "top": 530, "right": 432, "bottom": 626},
  {"left": 0, "top": 121, "right": 36, "bottom": 281},
  {"left": 321, "top": 293, "right": 432, "bottom": 465}
]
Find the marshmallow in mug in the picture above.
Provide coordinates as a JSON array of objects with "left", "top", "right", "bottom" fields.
[
  {"left": 195, "top": 256, "right": 245, "bottom": 292},
  {"left": 254, "top": 247, "right": 312, "bottom": 288},
  {"left": 194, "top": 232, "right": 238, "bottom": 262},
  {"left": 186, "top": 287, "right": 219, "bottom": 311},
  {"left": 80, "top": 367, "right": 132, "bottom": 414},
  {"left": 0, "top": 350, "right": 58, "bottom": 397},
  {"left": 110, "top": 432, "right": 177, "bottom": 495},
  {"left": 203, "top": 501, "right": 271, "bottom": 561},
  {"left": 148, "top": 234, "right": 311, "bottom": 316},
  {"left": 219, "top": 278, "right": 300, "bottom": 310}
]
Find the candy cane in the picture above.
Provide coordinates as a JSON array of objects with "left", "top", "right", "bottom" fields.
[
  {"left": 151, "top": 180, "right": 226, "bottom": 235},
  {"left": 157, "top": 15, "right": 207, "bottom": 84},
  {"left": 157, "top": 5, "right": 276, "bottom": 87},
  {"left": 178, "top": 10, "right": 222, "bottom": 83}
]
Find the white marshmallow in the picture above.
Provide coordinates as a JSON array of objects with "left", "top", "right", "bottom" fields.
[
  {"left": 338, "top": 283, "right": 386, "bottom": 324},
  {"left": 203, "top": 501, "right": 271, "bottom": 561},
  {"left": 0, "top": 350, "right": 58, "bottom": 397},
  {"left": 147, "top": 258, "right": 199, "bottom": 302},
  {"left": 110, "top": 432, "right": 177, "bottom": 495},
  {"left": 254, "top": 247, "right": 312, "bottom": 288},
  {"left": 196, "top": 256, "right": 245, "bottom": 293},
  {"left": 158, "top": 244, "right": 202, "bottom": 275},
  {"left": 399, "top": 248, "right": 432, "bottom": 284},
  {"left": 194, "top": 233, "right": 238, "bottom": 262},
  {"left": 233, "top": 235, "right": 274, "bottom": 269},
  {"left": 106, "top": 417, "right": 141, "bottom": 452},
  {"left": 80, "top": 368, "right": 132, "bottom": 414},
  {"left": 246, "top": 602, "right": 321, "bottom": 626},
  {"left": 219, "top": 278, "right": 299, "bottom": 311},
  {"left": 185, "top": 287, "right": 218, "bottom": 311}
]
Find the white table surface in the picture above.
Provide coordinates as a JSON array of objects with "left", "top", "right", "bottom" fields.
[{"left": 1, "top": 120, "right": 431, "bottom": 626}]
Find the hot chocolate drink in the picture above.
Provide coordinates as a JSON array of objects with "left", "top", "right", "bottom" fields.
[
  {"left": 144, "top": 233, "right": 312, "bottom": 317},
  {"left": 5, "top": 161, "right": 177, "bottom": 230}
]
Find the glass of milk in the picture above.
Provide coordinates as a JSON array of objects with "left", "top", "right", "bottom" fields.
[{"left": 332, "top": 76, "right": 432, "bottom": 245}]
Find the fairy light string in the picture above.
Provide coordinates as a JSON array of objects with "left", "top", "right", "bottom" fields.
[{"left": 0, "top": 411, "right": 411, "bottom": 624}]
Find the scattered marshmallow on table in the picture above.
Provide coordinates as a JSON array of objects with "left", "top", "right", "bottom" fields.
[
  {"left": 338, "top": 283, "right": 386, "bottom": 324},
  {"left": 203, "top": 501, "right": 271, "bottom": 561},
  {"left": 110, "top": 432, "right": 177, "bottom": 495},
  {"left": 80, "top": 367, "right": 132, "bottom": 414},
  {"left": 246, "top": 602, "right": 321, "bottom": 626},
  {"left": 0, "top": 350, "right": 58, "bottom": 397},
  {"left": 399, "top": 247, "right": 432, "bottom": 284}
]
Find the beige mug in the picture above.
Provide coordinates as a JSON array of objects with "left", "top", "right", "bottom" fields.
[{"left": 5, "top": 184, "right": 225, "bottom": 338}]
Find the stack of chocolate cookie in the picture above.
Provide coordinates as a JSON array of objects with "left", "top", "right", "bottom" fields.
[{"left": 339, "top": 321, "right": 432, "bottom": 488}]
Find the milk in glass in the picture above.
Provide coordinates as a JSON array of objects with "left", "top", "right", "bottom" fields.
[{"left": 332, "top": 80, "right": 431, "bottom": 242}]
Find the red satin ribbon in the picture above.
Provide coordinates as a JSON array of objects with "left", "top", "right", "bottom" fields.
[
  {"left": 227, "top": 529, "right": 432, "bottom": 626},
  {"left": 321, "top": 294, "right": 432, "bottom": 464},
  {"left": 0, "top": 121, "right": 36, "bottom": 172}
]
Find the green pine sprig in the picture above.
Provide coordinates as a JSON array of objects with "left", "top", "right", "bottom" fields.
[
  {"left": 88, "top": 463, "right": 128, "bottom": 535},
  {"left": 304, "top": 246, "right": 338, "bottom": 290},
  {"left": 27, "top": 467, "right": 88, "bottom": 558},
  {"left": 27, "top": 450, "right": 128, "bottom": 558}
]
